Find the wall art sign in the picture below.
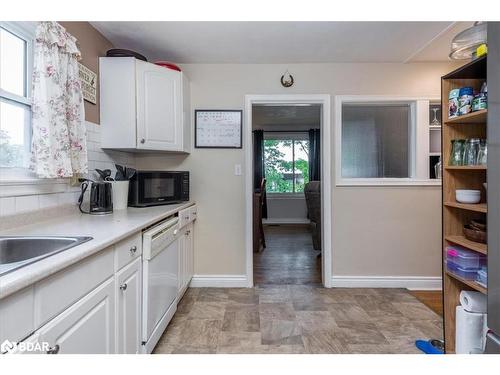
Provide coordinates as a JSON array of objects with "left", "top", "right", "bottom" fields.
[{"left": 78, "top": 63, "right": 97, "bottom": 104}]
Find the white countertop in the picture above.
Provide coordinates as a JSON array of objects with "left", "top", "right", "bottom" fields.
[{"left": 0, "top": 202, "right": 195, "bottom": 299}]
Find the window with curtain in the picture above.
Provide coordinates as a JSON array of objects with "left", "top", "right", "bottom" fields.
[
  {"left": 341, "top": 103, "right": 412, "bottom": 179},
  {"left": 263, "top": 134, "right": 309, "bottom": 193},
  {"left": 0, "top": 23, "right": 33, "bottom": 170}
]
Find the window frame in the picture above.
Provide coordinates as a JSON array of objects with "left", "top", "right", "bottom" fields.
[
  {"left": 0, "top": 21, "right": 70, "bottom": 197},
  {"left": 335, "top": 95, "right": 442, "bottom": 187},
  {"left": 263, "top": 131, "right": 310, "bottom": 196},
  {"left": 0, "top": 22, "right": 34, "bottom": 172}
]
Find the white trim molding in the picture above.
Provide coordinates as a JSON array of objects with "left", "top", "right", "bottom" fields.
[
  {"left": 244, "top": 94, "right": 332, "bottom": 288},
  {"left": 330, "top": 275, "right": 442, "bottom": 290},
  {"left": 189, "top": 275, "right": 249, "bottom": 288}
]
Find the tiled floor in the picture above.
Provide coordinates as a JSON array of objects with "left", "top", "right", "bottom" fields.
[
  {"left": 153, "top": 286, "right": 444, "bottom": 354},
  {"left": 254, "top": 225, "right": 321, "bottom": 285}
]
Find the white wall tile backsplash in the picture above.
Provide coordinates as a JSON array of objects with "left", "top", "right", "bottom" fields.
[
  {"left": 0, "top": 121, "right": 136, "bottom": 218},
  {"left": 85, "top": 121, "right": 136, "bottom": 181},
  {"left": 0, "top": 197, "right": 16, "bottom": 216}
]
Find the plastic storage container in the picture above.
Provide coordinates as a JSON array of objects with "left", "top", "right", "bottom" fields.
[
  {"left": 476, "top": 267, "right": 487, "bottom": 286},
  {"left": 446, "top": 246, "right": 486, "bottom": 269},
  {"left": 447, "top": 261, "right": 479, "bottom": 280}
]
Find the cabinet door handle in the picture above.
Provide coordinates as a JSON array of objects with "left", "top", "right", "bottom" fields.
[
  {"left": 120, "top": 283, "right": 128, "bottom": 291},
  {"left": 47, "top": 344, "right": 60, "bottom": 354},
  {"left": 130, "top": 245, "right": 137, "bottom": 255},
  {"left": 140, "top": 138, "right": 145, "bottom": 144}
]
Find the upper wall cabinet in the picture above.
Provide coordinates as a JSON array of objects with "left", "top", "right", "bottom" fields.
[{"left": 99, "top": 57, "right": 191, "bottom": 153}]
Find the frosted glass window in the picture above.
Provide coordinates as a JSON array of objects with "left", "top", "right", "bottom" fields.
[{"left": 342, "top": 104, "right": 411, "bottom": 178}]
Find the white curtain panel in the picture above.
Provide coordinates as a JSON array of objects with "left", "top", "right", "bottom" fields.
[{"left": 31, "top": 21, "right": 87, "bottom": 178}]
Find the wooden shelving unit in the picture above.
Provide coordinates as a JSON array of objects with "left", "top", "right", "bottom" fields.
[
  {"left": 445, "top": 109, "right": 487, "bottom": 124},
  {"left": 445, "top": 235, "right": 487, "bottom": 255},
  {"left": 446, "top": 271, "right": 487, "bottom": 294},
  {"left": 445, "top": 165, "right": 487, "bottom": 170},
  {"left": 442, "top": 55, "right": 488, "bottom": 354},
  {"left": 444, "top": 201, "right": 487, "bottom": 213}
]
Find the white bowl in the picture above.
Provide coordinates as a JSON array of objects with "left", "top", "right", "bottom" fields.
[{"left": 456, "top": 189, "right": 481, "bottom": 204}]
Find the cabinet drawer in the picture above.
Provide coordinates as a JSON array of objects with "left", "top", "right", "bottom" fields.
[
  {"left": 0, "top": 286, "right": 34, "bottom": 344},
  {"left": 189, "top": 205, "right": 197, "bottom": 222},
  {"left": 114, "top": 233, "right": 142, "bottom": 271},
  {"left": 178, "top": 207, "right": 191, "bottom": 229},
  {"left": 34, "top": 248, "right": 114, "bottom": 327}
]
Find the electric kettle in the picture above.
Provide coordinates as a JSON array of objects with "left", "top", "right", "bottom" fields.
[{"left": 78, "top": 179, "right": 113, "bottom": 215}]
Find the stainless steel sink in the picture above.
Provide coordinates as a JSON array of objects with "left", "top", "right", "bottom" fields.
[{"left": 0, "top": 236, "right": 93, "bottom": 276}]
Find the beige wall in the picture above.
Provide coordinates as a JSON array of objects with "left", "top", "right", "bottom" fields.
[
  {"left": 60, "top": 22, "right": 113, "bottom": 124},
  {"left": 136, "top": 62, "right": 458, "bottom": 280}
]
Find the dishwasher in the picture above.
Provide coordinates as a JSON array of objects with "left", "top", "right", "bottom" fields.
[{"left": 141, "top": 216, "right": 180, "bottom": 353}]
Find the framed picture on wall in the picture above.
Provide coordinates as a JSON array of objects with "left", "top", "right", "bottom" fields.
[{"left": 195, "top": 110, "right": 243, "bottom": 148}]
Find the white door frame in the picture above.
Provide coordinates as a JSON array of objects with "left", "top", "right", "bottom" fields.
[{"left": 244, "top": 94, "right": 332, "bottom": 288}]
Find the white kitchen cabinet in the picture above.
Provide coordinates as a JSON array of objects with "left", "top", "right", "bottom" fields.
[
  {"left": 100, "top": 57, "right": 190, "bottom": 153},
  {"left": 36, "top": 278, "right": 115, "bottom": 354},
  {"left": 0, "top": 286, "right": 34, "bottom": 344},
  {"left": 185, "top": 223, "right": 194, "bottom": 287},
  {"left": 116, "top": 257, "right": 141, "bottom": 354},
  {"left": 178, "top": 222, "right": 194, "bottom": 297}
]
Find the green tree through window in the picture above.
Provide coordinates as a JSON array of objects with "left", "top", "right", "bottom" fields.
[{"left": 263, "top": 138, "right": 309, "bottom": 193}]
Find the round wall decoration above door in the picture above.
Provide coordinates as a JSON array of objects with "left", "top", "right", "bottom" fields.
[{"left": 280, "top": 70, "right": 294, "bottom": 87}]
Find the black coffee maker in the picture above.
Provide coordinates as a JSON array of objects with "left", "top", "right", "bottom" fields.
[{"left": 78, "top": 179, "right": 113, "bottom": 215}]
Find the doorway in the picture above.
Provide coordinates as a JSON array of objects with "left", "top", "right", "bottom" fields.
[{"left": 244, "top": 95, "right": 332, "bottom": 288}]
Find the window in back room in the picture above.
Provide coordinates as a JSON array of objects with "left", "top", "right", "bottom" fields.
[
  {"left": 0, "top": 24, "right": 33, "bottom": 169},
  {"left": 263, "top": 136, "right": 310, "bottom": 194}
]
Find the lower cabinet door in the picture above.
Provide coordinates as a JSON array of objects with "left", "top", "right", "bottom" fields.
[
  {"left": 37, "top": 278, "right": 115, "bottom": 354},
  {"left": 185, "top": 223, "right": 194, "bottom": 286},
  {"left": 177, "top": 228, "right": 186, "bottom": 293},
  {"left": 116, "top": 257, "right": 142, "bottom": 354}
]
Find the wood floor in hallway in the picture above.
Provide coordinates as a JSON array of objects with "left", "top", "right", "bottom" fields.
[
  {"left": 253, "top": 224, "right": 321, "bottom": 286},
  {"left": 153, "top": 286, "right": 444, "bottom": 354},
  {"left": 410, "top": 291, "right": 443, "bottom": 317}
]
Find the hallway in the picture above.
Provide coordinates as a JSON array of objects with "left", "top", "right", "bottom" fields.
[{"left": 253, "top": 224, "right": 321, "bottom": 286}]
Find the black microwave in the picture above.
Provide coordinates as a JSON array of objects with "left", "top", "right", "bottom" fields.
[{"left": 128, "top": 171, "right": 189, "bottom": 207}]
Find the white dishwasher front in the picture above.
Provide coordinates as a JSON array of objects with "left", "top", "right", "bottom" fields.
[{"left": 142, "top": 216, "right": 180, "bottom": 353}]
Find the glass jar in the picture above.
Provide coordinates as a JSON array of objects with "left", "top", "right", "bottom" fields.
[
  {"left": 463, "top": 138, "right": 481, "bottom": 166},
  {"left": 449, "top": 139, "right": 466, "bottom": 166},
  {"left": 477, "top": 139, "right": 487, "bottom": 165}
]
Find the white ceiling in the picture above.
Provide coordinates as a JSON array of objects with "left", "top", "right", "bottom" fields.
[{"left": 91, "top": 21, "right": 473, "bottom": 64}]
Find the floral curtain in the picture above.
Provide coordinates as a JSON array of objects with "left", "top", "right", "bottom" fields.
[{"left": 31, "top": 22, "right": 87, "bottom": 178}]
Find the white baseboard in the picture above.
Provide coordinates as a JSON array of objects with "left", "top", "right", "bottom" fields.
[
  {"left": 330, "top": 275, "right": 442, "bottom": 290},
  {"left": 263, "top": 218, "right": 310, "bottom": 225},
  {"left": 189, "top": 274, "right": 249, "bottom": 288}
]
